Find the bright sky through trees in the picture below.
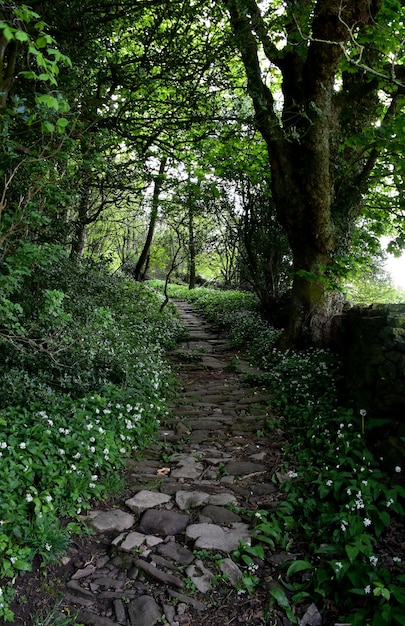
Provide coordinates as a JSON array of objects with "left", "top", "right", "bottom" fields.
[{"left": 386, "top": 253, "right": 405, "bottom": 288}]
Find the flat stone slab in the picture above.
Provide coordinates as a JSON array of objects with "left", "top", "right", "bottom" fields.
[
  {"left": 118, "top": 531, "right": 146, "bottom": 551},
  {"left": 114, "top": 531, "right": 162, "bottom": 552},
  {"left": 202, "top": 356, "right": 227, "bottom": 369},
  {"left": 133, "top": 559, "right": 184, "bottom": 589},
  {"left": 186, "top": 522, "right": 251, "bottom": 552},
  {"left": 200, "top": 505, "right": 241, "bottom": 525},
  {"left": 170, "top": 454, "right": 204, "bottom": 479},
  {"left": 187, "top": 420, "right": 224, "bottom": 430},
  {"left": 208, "top": 493, "right": 237, "bottom": 506},
  {"left": 125, "top": 490, "right": 171, "bottom": 514},
  {"left": 156, "top": 541, "right": 195, "bottom": 566},
  {"left": 89, "top": 509, "right": 135, "bottom": 533},
  {"left": 186, "top": 559, "right": 214, "bottom": 593},
  {"left": 220, "top": 558, "right": 243, "bottom": 588},
  {"left": 224, "top": 461, "right": 267, "bottom": 476},
  {"left": 128, "top": 595, "right": 162, "bottom": 626},
  {"left": 175, "top": 490, "right": 210, "bottom": 510},
  {"left": 188, "top": 431, "right": 210, "bottom": 444},
  {"left": 78, "top": 612, "right": 118, "bottom": 625},
  {"left": 138, "top": 509, "right": 189, "bottom": 537}
]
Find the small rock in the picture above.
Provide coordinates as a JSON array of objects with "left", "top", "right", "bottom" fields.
[
  {"left": 119, "top": 532, "right": 146, "bottom": 552},
  {"left": 89, "top": 509, "right": 135, "bottom": 533},
  {"left": 188, "top": 431, "right": 208, "bottom": 444},
  {"left": 299, "top": 603, "right": 322, "bottom": 626},
  {"left": 224, "top": 461, "right": 266, "bottom": 476},
  {"left": 151, "top": 554, "right": 181, "bottom": 572},
  {"left": 139, "top": 509, "right": 189, "bottom": 537},
  {"left": 251, "top": 483, "right": 277, "bottom": 496},
  {"left": 92, "top": 576, "right": 124, "bottom": 591},
  {"left": 185, "top": 522, "right": 251, "bottom": 552},
  {"left": 72, "top": 564, "right": 97, "bottom": 580},
  {"left": 163, "top": 604, "right": 176, "bottom": 623},
  {"left": 114, "top": 598, "right": 127, "bottom": 624},
  {"left": 128, "top": 595, "right": 162, "bottom": 626},
  {"left": 250, "top": 452, "right": 267, "bottom": 461},
  {"left": 175, "top": 490, "right": 210, "bottom": 510},
  {"left": 200, "top": 505, "right": 241, "bottom": 525},
  {"left": 125, "top": 490, "right": 171, "bottom": 514},
  {"left": 111, "top": 533, "right": 126, "bottom": 546},
  {"left": 208, "top": 493, "right": 237, "bottom": 506},
  {"left": 65, "top": 593, "right": 95, "bottom": 608},
  {"left": 269, "top": 551, "right": 295, "bottom": 565},
  {"left": 185, "top": 560, "right": 214, "bottom": 593},
  {"left": 156, "top": 542, "right": 195, "bottom": 566},
  {"left": 66, "top": 580, "right": 96, "bottom": 600},
  {"left": 145, "top": 535, "right": 164, "bottom": 547},
  {"left": 96, "top": 555, "right": 110, "bottom": 569},
  {"left": 134, "top": 558, "right": 185, "bottom": 589},
  {"left": 168, "top": 590, "right": 207, "bottom": 612},
  {"left": 78, "top": 611, "right": 118, "bottom": 625},
  {"left": 220, "top": 475, "right": 235, "bottom": 484},
  {"left": 219, "top": 558, "right": 243, "bottom": 588},
  {"left": 171, "top": 456, "right": 204, "bottom": 479}
]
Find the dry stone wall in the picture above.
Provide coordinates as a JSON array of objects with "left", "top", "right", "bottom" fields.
[{"left": 339, "top": 303, "right": 405, "bottom": 445}]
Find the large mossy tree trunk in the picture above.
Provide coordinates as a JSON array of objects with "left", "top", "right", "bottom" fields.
[{"left": 224, "top": 0, "right": 386, "bottom": 347}]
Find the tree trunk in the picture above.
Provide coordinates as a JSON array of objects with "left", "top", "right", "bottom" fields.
[
  {"left": 134, "top": 157, "right": 167, "bottom": 281},
  {"left": 70, "top": 220, "right": 87, "bottom": 262},
  {"left": 224, "top": 0, "right": 381, "bottom": 347},
  {"left": 188, "top": 199, "right": 196, "bottom": 290},
  {"left": 0, "top": 33, "right": 17, "bottom": 114},
  {"left": 69, "top": 186, "right": 91, "bottom": 262}
]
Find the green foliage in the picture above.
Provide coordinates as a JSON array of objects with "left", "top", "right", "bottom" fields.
[
  {"left": 174, "top": 285, "right": 405, "bottom": 625},
  {"left": 0, "top": 5, "right": 71, "bottom": 89},
  {"left": 0, "top": 262, "right": 186, "bottom": 621},
  {"left": 148, "top": 282, "right": 259, "bottom": 325},
  {"left": 31, "top": 597, "right": 82, "bottom": 625},
  {"left": 346, "top": 277, "right": 405, "bottom": 305}
]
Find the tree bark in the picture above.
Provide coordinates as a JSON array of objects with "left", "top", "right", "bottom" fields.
[
  {"left": 224, "top": 0, "right": 383, "bottom": 347},
  {"left": 70, "top": 186, "right": 91, "bottom": 262},
  {"left": 134, "top": 157, "right": 167, "bottom": 281},
  {"left": 0, "top": 35, "right": 17, "bottom": 114},
  {"left": 188, "top": 199, "right": 196, "bottom": 290}
]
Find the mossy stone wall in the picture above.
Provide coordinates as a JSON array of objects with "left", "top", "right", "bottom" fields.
[{"left": 341, "top": 304, "right": 405, "bottom": 418}]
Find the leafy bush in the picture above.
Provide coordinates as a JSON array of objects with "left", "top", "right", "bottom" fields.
[{"left": 0, "top": 262, "right": 186, "bottom": 621}]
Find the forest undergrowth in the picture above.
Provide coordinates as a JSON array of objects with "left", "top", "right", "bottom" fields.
[
  {"left": 150, "top": 281, "right": 405, "bottom": 626},
  {"left": 0, "top": 269, "right": 404, "bottom": 625},
  {"left": 0, "top": 261, "right": 186, "bottom": 622}
]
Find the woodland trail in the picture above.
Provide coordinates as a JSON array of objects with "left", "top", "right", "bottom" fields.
[{"left": 12, "top": 301, "right": 306, "bottom": 626}]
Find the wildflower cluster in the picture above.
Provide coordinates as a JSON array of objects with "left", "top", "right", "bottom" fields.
[
  {"left": 162, "top": 285, "right": 405, "bottom": 625},
  {"left": 0, "top": 265, "right": 186, "bottom": 621}
]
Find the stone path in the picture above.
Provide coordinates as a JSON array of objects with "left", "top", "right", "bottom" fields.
[{"left": 61, "top": 301, "right": 294, "bottom": 626}]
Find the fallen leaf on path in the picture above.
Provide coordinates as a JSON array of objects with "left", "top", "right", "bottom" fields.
[{"left": 157, "top": 467, "right": 171, "bottom": 476}]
